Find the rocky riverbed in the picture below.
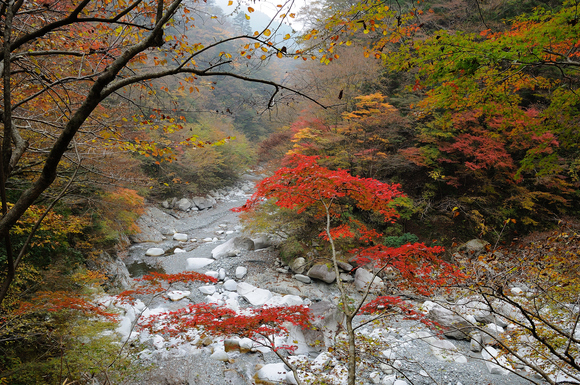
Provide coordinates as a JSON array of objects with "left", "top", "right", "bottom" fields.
[{"left": 101, "top": 177, "right": 554, "bottom": 385}]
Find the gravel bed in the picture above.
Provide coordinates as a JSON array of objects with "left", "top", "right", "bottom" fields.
[{"left": 119, "top": 193, "right": 548, "bottom": 385}]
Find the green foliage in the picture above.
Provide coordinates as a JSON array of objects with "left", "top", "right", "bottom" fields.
[
  {"left": 0, "top": 204, "right": 86, "bottom": 269},
  {"left": 1, "top": 269, "right": 141, "bottom": 385},
  {"left": 383, "top": 233, "right": 419, "bottom": 248},
  {"left": 1, "top": 311, "right": 138, "bottom": 385},
  {"left": 390, "top": 0, "right": 580, "bottom": 232},
  {"left": 300, "top": 0, "right": 580, "bottom": 240},
  {"left": 0, "top": 263, "right": 41, "bottom": 312},
  {"left": 145, "top": 114, "right": 256, "bottom": 198},
  {"left": 289, "top": 93, "right": 417, "bottom": 182}
]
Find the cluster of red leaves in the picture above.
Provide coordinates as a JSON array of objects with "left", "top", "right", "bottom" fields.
[
  {"left": 438, "top": 131, "right": 515, "bottom": 172},
  {"left": 115, "top": 272, "right": 312, "bottom": 352},
  {"left": 13, "top": 291, "right": 117, "bottom": 321},
  {"left": 319, "top": 217, "right": 382, "bottom": 243},
  {"left": 233, "top": 154, "right": 462, "bottom": 332},
  {"left": 138, "top": 303, "right": 311, "bottom": 351},
  {"left": 352, "top": 243, "right": 461, "bottom": 297},
  {"left": 234, "top": 154, "right": 404, "bottom": 222},
  {"left": 138, "top": 272, "right": 217, "bottom": 285},
  {"left": 117, "top": 272, "right": 218, "bottom": 304}
]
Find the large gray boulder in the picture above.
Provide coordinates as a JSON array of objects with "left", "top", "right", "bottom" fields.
[
  {"left": 130, "top": 207, "right": 175, "bottom": 243},
  {"left": 87, "top": 251, "right": 131, "bottom": 291},
  {"left": 457, "top": 239, "right": 490, "bottom": 258},
  {"left": 211, "top": 236, "right": 255, "bottom": 259},
  {"left": 192, "top": 196, "right": 215, "bottom": 210},
  {"left": 252, "top": 234, "right": 274, "bottom": 250},
  {"left": 289, "top": 257, "right": 307, "bottom": 274},
  {"left": 354, "top": 268, "right": 385, "bottom": 292},
  {"left": 427, "top": 305, "right": 476, "bottom": 340},
  {"left": 307, "top": 263, "right": 336, "bottom": 283},
  {"left": 176, "top": 198, "right": 192, "bottom": 211},
  {"left": 287, "top": 300, "right": 344, "bottom": 353}
]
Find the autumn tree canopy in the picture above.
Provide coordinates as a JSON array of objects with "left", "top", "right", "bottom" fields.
[
  {"left": 0, "top": 0, "right": 321, "bottom": 306},
  {"left": 279, "top": 0, "right": 579, "bottom": 237}
]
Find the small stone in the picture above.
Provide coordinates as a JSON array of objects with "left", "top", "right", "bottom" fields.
[
  {"left": 167, "top": 290, "right": 190, "bottom": 301},
  {"left": 289, "top": 257, "right": 307, "bottom": 274},
  {"left": 235, "top": 266, "right": 247, "bottom": 279},
  {"left": 382, "top": 375, "right": 396, "bottom": 385},
  {"left": 173, "top": 233, "right": 188, "bottom": 241},
  {"left": 482, "top": 346, "right": 511, "bottom": 375},
  {"left": 337, "top": 261, "right": 353, "bottom": 272},
  {"left": 152, "top": 334, "right": 165, "bottom": 350},
  {"left": 218, "top": 268, "right": 226, "bottom": 281},
  {"left": 370, "top": 371, "right": 381, "bottom": 384},
  {"left": 339, "top": 273, "right": 354, "bottom": 282},
  {"left": 282, "top": 295, "right": 303, "bottom": 306},
  {"left": 173, "top": 247, "right": 186, "bottom": 253},
  {"left": 379, "top": 363, "right": 393, "bottom": 374},
  {"left": 176, "top": 198, "right": 192, "bottom": 211},
  {"left": 200, "top": 336, "right": 213, "bottom": 346},
  {"left": 239, "top": 338, "right": 253, "bottom": 353},
  {"left": 511, "top": 287, "right": 524, "bottom": 296},
  {"left": 223, "top": 279, "right": 237, "bottom": 291},
  {"left": 294, "top": 274, "right": 312, "bottom": 284},
  {"left": 470, "top": 333, "right": 483, "bottom": 352},
  {"left": 199, "top": 285, "right": 216, "bottom": 295},
  {"left": 482, "top": 323, "right": 505, "bottom": 345},
  {"left": 205, "top": 271, "right": 219, "bottom": 279},
  {"left": 145, "top": 247, "right": 164, "bottom": 256},
  {"left": 210, "top": 349, "right": 229, "bottom": 362}
]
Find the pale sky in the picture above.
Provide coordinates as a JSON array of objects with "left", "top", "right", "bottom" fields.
[{"left": 214, "top": 0, "right": 308, "bottom": 30}]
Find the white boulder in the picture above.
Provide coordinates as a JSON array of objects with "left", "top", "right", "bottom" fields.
[
  {"left": 235, "top": 266, "right": 247, "bottom": 279},
  {"left": 223, "top": 279, "right": 237, "bottom": 291},
  {"left": 204, "top": 271, "right": 219, "bottom": 279},
  {"left": 173, "top": 232, "right": 188, "bottom": 241},
  {"left": 210, "top": 349, "right": 229, "bottom": 362},
  {"left": 254, "top": 363, "right": 289, "bottom": 384},
  {"left": 481, "top": 346, "right": 511, "bottom": 375},
  {"left": 199, "top": 286, "right": 216, "bottom": 295},
  {"left": 145, "top": 247, "right": 164, "bottom": 256},
  {"left": 166, "top": 290, "right": 190, "bottom": 301},
  {"left": 186, "top": 258, "right": 214, "bottom": 271},
  {"left": 355, "top": 268, "right": 384, "bottom": 292},
  {"left": 236, "top": 282, "right": 272, "bottom": 306}
]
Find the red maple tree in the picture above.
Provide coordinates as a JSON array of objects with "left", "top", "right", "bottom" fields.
[{"left": 235, "top": 154, "right": 461, "bottom": 385}]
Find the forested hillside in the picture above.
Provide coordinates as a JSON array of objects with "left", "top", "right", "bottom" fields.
[
  {"left": 260, "top": 0, "right": 579, "bottom": 246},
  {"left": 0, "top": 0, "right": 578, "bottom": 383}
]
